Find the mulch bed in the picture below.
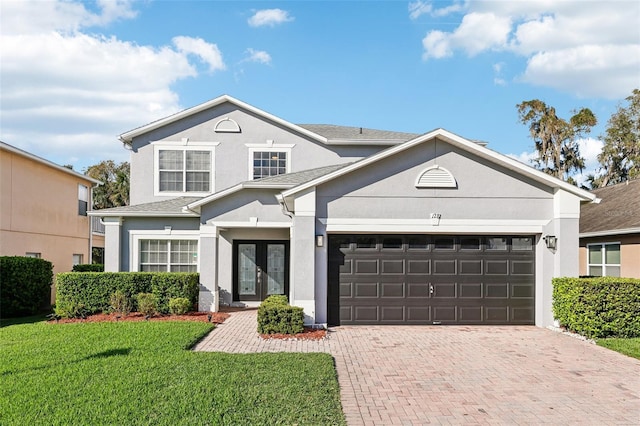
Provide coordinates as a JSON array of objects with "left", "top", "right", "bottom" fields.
[
  {"left": 49, "top": 311, "right": 229, "bottom": 324},
  {"left": 260, "top": 327, "right": 327, "bottom": 340}
]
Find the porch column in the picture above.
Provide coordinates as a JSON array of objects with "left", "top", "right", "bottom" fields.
[
  {"left": 103, "top": 217, "right": 122, "bottom": 272},
  {"left": 291, "top": 188, "right": 316, "bottom": 324},
  {"left": 199, "top": 224, "right": 218, "bottom": 312}
]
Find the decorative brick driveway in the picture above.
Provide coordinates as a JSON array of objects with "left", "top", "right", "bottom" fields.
[{"left": 195, "top": 310, "right": 640, "bottom": 425}]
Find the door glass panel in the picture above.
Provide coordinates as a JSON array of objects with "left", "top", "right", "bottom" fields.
[
  {"left": 588, "top": 245, "right": 602, "bottom": 264},
  {"left": 460, "top": 237, "right": 480, "bottom": 250},
  {"left": 486, "top": 237, "right": 507, "bottom": 250},
  {"left": 407, "top": 236, "right": 428, "bottom": 250},
  {"left": 238, "top": 244, "right": 257, "bottom": 295},
  {"left": 382, "top": 237, "right": 403, "bottom": 249},
  {"left": 266, "top": 244, "right": 286, "bottom": 295},
  {"left": 605, "top": 244, "right": 620, "bottom": 264},
  {"left": 512, "top": 237, "right": 533, "bottom": 251},
  {"left": 356, "top": 237, "right": 376, "bottom": 249},
  {"left": 434, "top": 237, "right": 454, "bottom": 250}
]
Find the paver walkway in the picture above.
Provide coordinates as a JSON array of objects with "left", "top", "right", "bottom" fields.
[{"left": 195, "top": 309, "right": 640, "bottom": 425}]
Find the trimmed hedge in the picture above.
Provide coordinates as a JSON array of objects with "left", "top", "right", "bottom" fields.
[
  {"left": 72, "top": 264, "right": 104, "bottom": 272},
  {"left": 55, "top": 272, "right": 199, "bottom": 318},
  {"left": 553, "top": 277, "right": 640, "bottom": 338},
  {"left": 0, "top": 256, "right": 53, "bottom": 317},
  {"left": 257, "top": 295, "right": 304, "bottom": 335}
]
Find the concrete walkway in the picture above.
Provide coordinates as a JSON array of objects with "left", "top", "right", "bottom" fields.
[{"left": 194, "top": 309, "right": 640, "bottom": 425}]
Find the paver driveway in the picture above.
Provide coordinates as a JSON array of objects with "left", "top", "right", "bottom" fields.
[{"left": 195, "top": 310, "right": 640, "bottom": 425}]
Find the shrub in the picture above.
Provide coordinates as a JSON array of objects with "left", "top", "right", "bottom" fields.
[
  {"left": 257, "top": 295, "right": 304, "bottom": 335},
  {"left": 136, "top": 293, "right": 158, "bottom": 317},
  {"left": 72, "top": 264, "right": 104, "bottom": 272},
  {"left": 55, "top": 300, "right": 88, "bottom": 319},
  {"left": 151, "top": 273, "right": 199, "bottom": 314},
  {"left": 109, "top": 290, "right": 132, "bottom": 316},
  {"left": 168, "top": 297, "right": 192, "bottom": 315},
  {"left": 553, "top": 277, "right": 640, "bottom": 338},
  {"left": 0, "top": 256, "right": 53, "bottom": 317},
  {"left": 55, "top": 272, "right": 199, "bottom": 318}
]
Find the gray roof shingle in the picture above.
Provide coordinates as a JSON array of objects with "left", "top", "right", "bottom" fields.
[
  {"left": 298, "top": 124, "right": 419, "bottom": 141},
  {"left": 580, "top": 179, "right": 640, "bottom": 234},
  {"left": 252, "top": 163, "right": 352, "bottom": 185},
  {"left": 90, "top": 197, "right": 202, "bottom": 216}
]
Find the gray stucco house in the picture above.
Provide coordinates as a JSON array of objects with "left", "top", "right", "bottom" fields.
[{"left": 91, "top": 95, "right": 596, "bottom": 327}]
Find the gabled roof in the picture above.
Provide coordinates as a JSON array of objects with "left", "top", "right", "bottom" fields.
[
  {"left": 88, "top": 197, "right": 201, "bottom": 217},
  {"left": 119, "top": 95, "right": 328, "bottom": 145},
  {"left": 1, "top": 141, "right": 101, "bottom": 185},
  {"left": 580, "top": 178, "right": 640, "bottom": 237},
  {"left": 185, "top": 163, "right": 351, "bottom": 212},
  {"left": 278, "top": 128, "right": 597, "bottom": 205},
  {"left": 297, "top": 124, "right": 419, "bottom": 145}
]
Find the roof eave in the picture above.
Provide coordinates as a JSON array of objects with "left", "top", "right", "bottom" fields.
[
  {"left": 325, "top": 139, "right": 406, "bottom": 146},
  {"left": 579, "top": 227, "right": 640, "bottom": 238},
  {"left": 88, "top": 211, "right": 199, "bottom": 218},
  {"left": 119, "top": 95, "right": 328, "bottom": 144}
]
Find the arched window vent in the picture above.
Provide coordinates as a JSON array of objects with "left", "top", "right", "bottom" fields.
[
  {"left": 415, "top": 165, "right": 457, "bottom": 188},
  {"left": 214, "top": 117, "right": 241, "bottom": 133}
]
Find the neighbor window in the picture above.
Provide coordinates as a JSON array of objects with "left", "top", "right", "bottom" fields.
[
  {"left": 25, "top": 252, "right": 41, "bottom": 258},
  {"left": 72, "top": 254, "right": 83, "bottom": 265},
  {"left": 139, "top": 239, "right": 198, "bottom": 272},
  {"left": 78, "top": 184, "right": 88, "bottom": 216},
  {"left": 158, "top": 149, "right": 211, "bottom": 193},
  {"left": 587, "top": 243, "right": 620, "bottom": 277},
  {"left": 252, "top": 151, "right": 288, "bottom": 179}
]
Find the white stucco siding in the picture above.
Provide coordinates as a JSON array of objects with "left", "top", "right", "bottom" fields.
[
  {"left": 316, "top": 141, "right": 554, "bottom": 222},
  {"left": 201, "top": 189, "right": 289, "bottom": 224},
  {"left": 129, "top": 105, "right": 365, "bottom": 205}
]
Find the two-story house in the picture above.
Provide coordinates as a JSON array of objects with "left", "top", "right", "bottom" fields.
[
  {"left": 0, "top": 141, "right": 102, "bottom": 302},
  {"left": 91, "top": 95, "right": 596, "bottom": 327}
]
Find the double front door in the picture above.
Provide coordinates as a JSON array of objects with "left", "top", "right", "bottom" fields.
[{"left": 233, "top": 240, "right": 289, "bottom": 301}]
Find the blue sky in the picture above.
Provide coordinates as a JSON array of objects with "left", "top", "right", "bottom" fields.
[{"left": 1, "top": 0, "right": 639, "bottom": 184}]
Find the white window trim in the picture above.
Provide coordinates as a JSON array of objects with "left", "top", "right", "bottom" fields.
[
  {"left": 245, "top": 140, "right": 294, "bottom": 180},
  {"left": 152, "top": 140, "right": 219, "bottom": 197},
  {"left": 587, "top": 242, "right": 621, "bottom": 277},
  {"left": 130, "top": 230, "right": 200, "bottom": 272}
]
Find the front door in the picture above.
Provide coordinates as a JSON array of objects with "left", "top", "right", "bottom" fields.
[{"left": 233, "top": 240, "right": 289, "bottom": 301}]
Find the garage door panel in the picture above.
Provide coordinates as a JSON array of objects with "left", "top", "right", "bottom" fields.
[{"left": 328, "top": 235, "right": 535, "bottom": 325}]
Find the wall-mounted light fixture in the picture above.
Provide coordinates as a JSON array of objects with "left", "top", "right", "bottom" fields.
[
  {"left": 544, "top": 235, "right": 557, "bottom": 250},
  {"left": 316, "top": 235, "right": 324, "bottom": 247}
]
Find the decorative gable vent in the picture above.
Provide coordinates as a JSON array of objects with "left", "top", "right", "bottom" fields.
[
  {"left": 214, "top": 117, "right": 241, "bottom": 133},
  {"left": 415, "top": 165, "right": 457, "bottom": 188}
]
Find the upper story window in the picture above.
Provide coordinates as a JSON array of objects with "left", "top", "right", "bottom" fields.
[
  {"left": 588, "top": 243, "right": 620, "bottom": 277},
  {"left": 252, "top": 151, "right": 287, "bottom": 179},
  {"left": 153, "top": 141, "right": 218, "bottom": 196},
  {"left": 78, "top": 184, "right": 88, "bottom": 216},
  {"left": 246, "top": 140, "right": 294, "bottom": 180}
]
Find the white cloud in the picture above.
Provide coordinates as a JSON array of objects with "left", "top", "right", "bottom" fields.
[
  {"left": 0, "top": 0, "right": 227, "bottom": 171},
  {"left": 408, "top": 1, "right": 432, "bottom": 20},
  {"left": 173, "top": 36, "right": 225, "bottom": 72},
  {"left": 243, "top": 48, "right": 272, "bottom": 65},
  {"left": 419, "top": 1, "right": 640, "bottom": 99},
  {"left": 248, "top": 9, "right": 294, "bottom": 28},
  {"left": 507, "top": 150, "right": 537, "bottom": 166}
]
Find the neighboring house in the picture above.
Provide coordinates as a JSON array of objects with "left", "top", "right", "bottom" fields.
[
  {"left": 579, "top": 179, "right": 640, "bottom": 278},
  {"left": 91, "top": 95, "right": 596, "bottom": 327},
  {"left": 0, "top": 142, "right": 102, "bottom": 302}
]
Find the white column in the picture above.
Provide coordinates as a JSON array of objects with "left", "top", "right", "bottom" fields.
[
  {"left": 198, "top": 224, "right": 218, "bottom": 312},
  {"left": 102, "top": 217, "right": 123, "bottom": 272}
]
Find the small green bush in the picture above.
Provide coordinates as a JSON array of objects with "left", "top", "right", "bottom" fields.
[
  {"left": 72, "top": 264, "right": 104, "bottom": 272},
  {"left": 168, "top": 297, "right": 192, "bottom": 315},
  {"left": 55, "top": 300, "right": 88, "bottom": 319},
  {"left": 109, "top": 290, "right": 132, "bottom": 316},
  {"left": 0, "top": 256, "right": 53, "bottom": 317},
  {"left": 136, "top": 293, "right": 158, "bottom": 317},
  {"left": 151, "top": 273, "right": 199, "bottom": 314},
  {"left": 553, "top": 277, "right": 640, "bottom": 338},
  {"left": 257, "top": 296, "right": 304, "bottom": 335}
]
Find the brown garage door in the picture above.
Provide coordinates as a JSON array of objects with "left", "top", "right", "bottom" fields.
[{"left": 327, "top": 235, "right": 535, "bottom": 325}]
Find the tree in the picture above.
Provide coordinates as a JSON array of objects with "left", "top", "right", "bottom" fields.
[
  {"left": 517, "top": 100, "right": 597, "bottom": 182},
  {"left": 590, "top": 89, "right": 640, "bottom": 188},
  {"left": 85, "top": 160, "right": 130, "bottom": 209}
]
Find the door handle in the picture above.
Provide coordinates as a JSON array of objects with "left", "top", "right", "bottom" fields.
[
  {"left": 429, "top": 284, "right": 434, "bottom": 295},
  {"left": 257, "top": 267, "right": 262, "bottom": 285}
]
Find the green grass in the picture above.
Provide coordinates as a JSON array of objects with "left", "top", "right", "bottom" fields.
[
  {"left": 597, "top": 337, "right": 640, "bottom": 360},
  {"left": 0, "top": 319, "right": 345, "bottom": 425}
]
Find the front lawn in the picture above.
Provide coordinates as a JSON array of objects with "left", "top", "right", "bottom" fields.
[
  {"left": 597, "top": 337, "right": 640, "bottom": 360},
  {"left": 0, "top": 319, "right": 345, "bottom": 425}
]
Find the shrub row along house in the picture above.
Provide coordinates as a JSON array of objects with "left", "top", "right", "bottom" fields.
[{"left": 90, "top": 95, "right": 598, "bottom": 327}]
